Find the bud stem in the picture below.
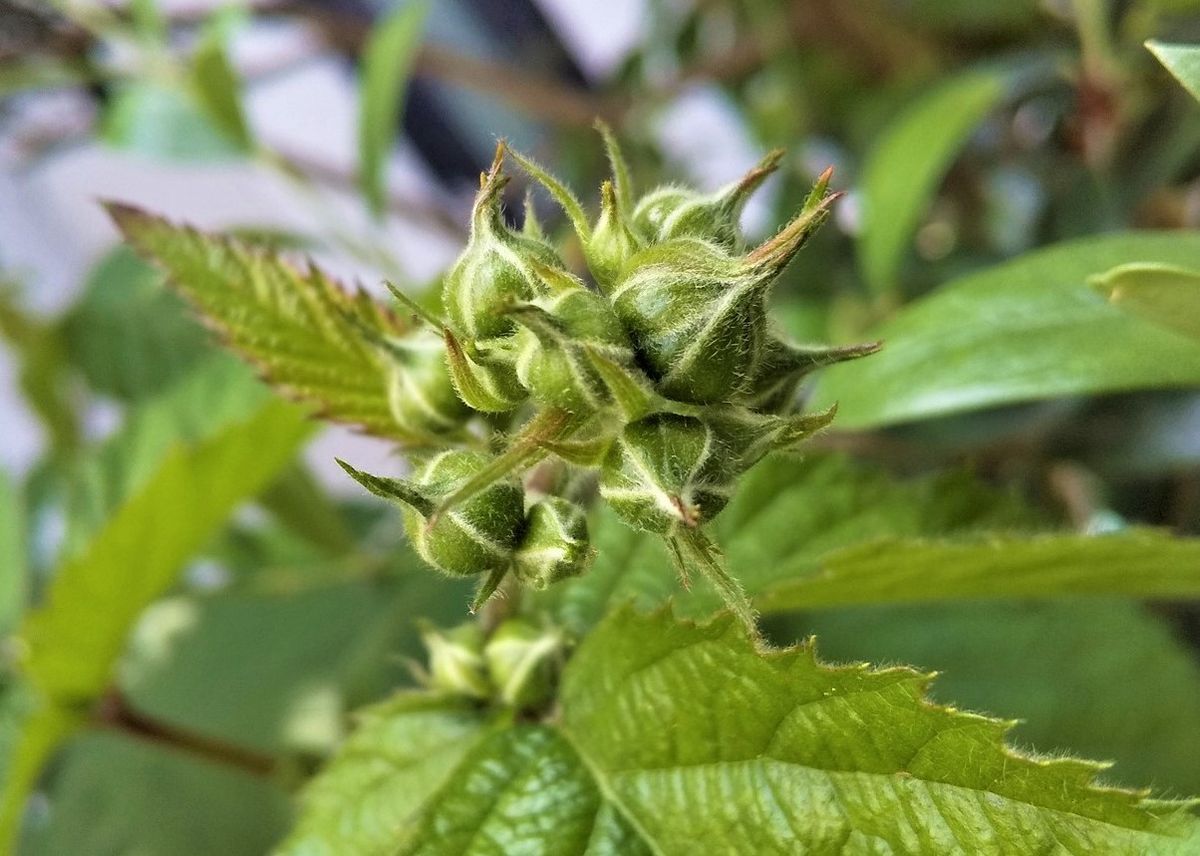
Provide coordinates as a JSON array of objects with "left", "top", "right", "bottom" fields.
[{"left": 667, "top": 527, "right": 758, "bottom": 637}]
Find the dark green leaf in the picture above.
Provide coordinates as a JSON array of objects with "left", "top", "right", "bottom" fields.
[
  {"left": 537, "top": 454, "right": 1031, "bottom": 634},
  {"left": 812, "top": 233, "right": 1200, "bottom": 428},
  {"left": 20, "top": 732, "right": 291, "bottom": 856},
  {"left": 858, "top": 69, "right": 1007, "bottom": 293},
  {"left": 62, "top": 246, "right": 211, "bottom": 402},
  {"left": 189, "top": 25, "right": 253, "bottom": 151},
  {"left": 758, "top": 529, "right": 1200, "bottom": 611}
]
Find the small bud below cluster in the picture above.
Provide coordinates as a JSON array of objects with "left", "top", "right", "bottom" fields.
[
  {"left": 421, "top": 621, "right": 490, "bottom": 699},
  {"left": 483, "top": 619, "right": 562, "bottom": 709}
]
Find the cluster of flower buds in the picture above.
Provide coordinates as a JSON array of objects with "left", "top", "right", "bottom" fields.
[
  {"left": 419, "top": 618, "right": 563, "bottom": 710},
  {"left": 338, "top": 126, "right": 879, "bottom": 628}
]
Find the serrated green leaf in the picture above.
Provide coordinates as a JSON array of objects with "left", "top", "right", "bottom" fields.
[
  {"left": 109, "top": 205, "right": 416, "bottom": 441},
  {"left": 20, "top": 732, "right": 291, "bottom": 856},
  {"left": 794, "top": 599, "right": 1200, "bottom": 795},
  {"left": 812, "top": 233, "right": 1200, "bottom": 428},
  {"left": 758, "top": 529, "right": 1200, "bottom": 611},
  {"left": 858, "top": 69, "right": 1007, "bottom": 293},
  {"left": 560, "top": 607, "right": 1200, "bottom": 854},
  {"left": 1148, "top": 40, "right": 1200, "bottom": 102},
  {"left": 536, "top": 454, "right": 1032, "bottom": 634},
  {"left": 359, "top": 0, "right": 430, "bottom": 217},
  {"left": 276, "top": 694, "right": 506, "bottom": 856},
  {"left": 289, "top": 609, "right": 1200, "bottom": 853},
  {"left": 1091, "top": 262, "right": 1200, "bottom": 342},
  {"left": 62, "top": 245, "right": 211, "bottom": 402},
  {"left": 23, "top": 397, "right": 311, "bottom": 703}
]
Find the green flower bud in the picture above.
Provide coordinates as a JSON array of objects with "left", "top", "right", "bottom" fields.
[
  {"left": 631, "top": 149, "right": 784, "bottom": 248},
  {"left": 421, "top": 621, "right": 490, "bottom": 699},
  {"left": 337, "top": 451, "right": 525, "bottom": 577},
  {"left": 599, "top": 412, "right": 733, "bottom": 535},
  {"left": 512, "top": 496, "right": 594, "bottom": 589},
  {"left": 442, "top": 146, "right": 567, "bottom": 340},
  {"left": 483, "top": 619, "right": 561, "bottom": 709},
  {"left": 443, "top": 328, "right": 527, "bottom": 413},
  {"left": 611, "top": 188, "right": 839, "bottom": 404},
  {"left": 736, "top": 336, "right": 882, "bottom": 414},
  {"left": 585, "top": 180, "right": 643, "bottom": 291},
  {"left": 382, "top": 330, "right": 473, "bottom": 439},
  {"left": 510, "top": 266, "right": 635, "bottom": 413}
]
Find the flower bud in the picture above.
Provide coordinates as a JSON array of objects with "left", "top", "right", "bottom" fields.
[
  {"left": 512, "top": 496, "right": 594, "bottom": 589},
  {"left": 585, "top": 180, "right": 642, "bottom": 291},
  {"left": 336, "top": 451, "right": 525, "bottom": 577},
  {"left": 483, "top": 619, "right": 561, "bottom": 709},
  {"left": 611, "top": 189, "right": 839, "bottom": 404},
  {"left": 631, "top": 149, "right": 784, "bottom": 248},
  {"left": 510, "top": 267, "right": 635, "bottom": 413},
  {"left": 421, "top": 621, "right": 490, "bottom": 699},
  {"left": 443, "top": 328, "right": 527, "bottom": 413},
  {"left": 381, "top": 330, "right": 472, "bottom": 440},
  {"left": 442, "top": 146, "right": 567, "bottom": 340},
  {"left": 598, "top": 412, "right": 734, "bottom": 535}
]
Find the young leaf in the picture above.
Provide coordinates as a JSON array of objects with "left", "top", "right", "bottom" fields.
[
  {"left": 798, "top": 599, "right": 1200, "bottom": 795},
  {"left": 561, "top": 607, "right": 1200, "bottom": 854},
  {"left": 1091, "top": 262, "right": 1200, "bottom": 342},
  {"left": 189, "top": 22, "right": 253, "bottom": 152},
  {"left": 108, "top": 205, "right": 417, "bottom": 441},
  {"left": 812, "top": 232, "right": 1200, "bottom": 428},
  {"left": 101, "top": 82, "right": 244, "bottom": 161},
  {"left": 359, "top": 0, "right": 431, "bottom": 217},
  {"left": 1147, "top": 40, "right": 1200, "bottom": 103},
  {"left": 858, "top": 68, "right": 1008, "bottom": 294},
  {"left": 758, "top": 529, "right": 1200, "bottom": 611}
]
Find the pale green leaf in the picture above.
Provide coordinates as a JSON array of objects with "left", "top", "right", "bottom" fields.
[
  {"left": 536, "top": 454, "right": 1032, "bottom": 634},
  {"left": 1148, "top": 40, "right": 1200, "bottom": 102},
  {"left": 0, "top": 700, "right": 81, "bottom": 853},
  {"left": 0, "top": 397, "right": 309, "bottom": 850},
  {"left": 189, "top": 24, "right": 253, "bottom": 151},
  {"left": 22, "top": 397, "right": 311, "bottom": 704},
  {"left": 858, "top": 69, "right": 1006, "bottom": 293},
  {"left": 812, "top": 232, "right": 1200, "bottom": 428},
  {"left": 20, "top": 732, "right": 291, "bottom": 856},
  {"left": 0, "top": 469, "right": 24, "bottom": 632},
  {"left": 759, "top": 529, "right": 1200, "bottom": 611},
  {"left": 560, "top": 608, "right": 1200, "bottom": 855},
  {"left": 109, "top": 205, "right": 416, "bottom": 441},
  {"left": 62, "top": 355, "right": 270, "bottom": 553},
  {"left": 795, "top": 599, "right": 1200, "bottom": 795},
  {"left": 359, "top": 1, "right": 430, "bottom": 216},
  {"left": 1091, "top": 262, "right": 1200, "bottom": 342},
  {"left": 62, "top": 245, "right": 211, "bottom": 402},
  {"left": 102, "top": 82, "right": 244, "bottom": 161}
]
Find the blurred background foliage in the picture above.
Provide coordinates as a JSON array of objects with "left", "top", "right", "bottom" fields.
[{"left": 2, "top": 0, "right": 1200, "bottom": 853}]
